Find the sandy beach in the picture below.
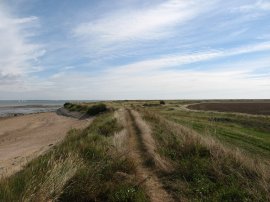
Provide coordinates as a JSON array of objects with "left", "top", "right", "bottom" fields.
[{"left": 0, "top": 112, "right": 92, "bottom": 177}]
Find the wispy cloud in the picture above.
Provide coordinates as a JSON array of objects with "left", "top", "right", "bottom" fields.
[
  {"left": 1, "top": 0, "right": 270, "bottom": 99},
  {"left": 237, "top": 0, "right": 270, "bottom": 12},
  {"left": 0, "top": 4, "right": 44, "bottom": 79},
  {"left": 37, "top": 56, "right": 270, "bottom": 100},
  {"left": 109, "top": 41, "right": 270, "bottom": 74},
  {"left": 73, "top": 0, "right": 216, "bottom": 54}
]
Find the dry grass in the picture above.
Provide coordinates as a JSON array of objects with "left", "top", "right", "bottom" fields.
[
  {"left": 164, "top": 115, "right": 269, "bottom": 185},
  {"left": 130, "top": 110, "right": 173, "bottom": 173},
  {"left": 140, "top": 108, "right": 270, "bottom": 201},
  {"left": 123, "top": 108, "right": 174, "bottom": 202},
  {"left": 22, "top": 153, "right": 83, "bottom": 201},
  {"left": 0, "top": 111, "right": 148, "bottom": 202},
  {"left": 113, "top": 108, "right": 129, "bottom": 153}
]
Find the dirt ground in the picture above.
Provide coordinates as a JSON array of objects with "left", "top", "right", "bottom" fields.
[
  {"left": 187, "top": 102, "right": 270, "bottom": 115},
  {"left": 0, "top": 112, "right": 92, "bottom": 177},
  {"left": 117, "top": 108, "right": 174, "bottom": 202}
]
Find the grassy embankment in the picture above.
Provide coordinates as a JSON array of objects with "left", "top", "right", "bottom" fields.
[
  {"left": 64, "top": 102, "right": 107, "bottom": 116},
  {"left": 0, "top": 104, "right": 148, "bottom": 201},
  {"left": 138, "top": 107, "right": 270, "bottom": 201},
  {"left": 144, "top": 101, "right": 270, "bottom": 158}
]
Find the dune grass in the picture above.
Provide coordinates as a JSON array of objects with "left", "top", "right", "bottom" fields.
[
  {"left": 139, "top": 108, "right": 270, "bottom": 201},
  {"left": 0, "top": 111, "right": 148, "bottom": 202},
  {"left": 64, "top": 102, "right": 108, "bottom": 116}
]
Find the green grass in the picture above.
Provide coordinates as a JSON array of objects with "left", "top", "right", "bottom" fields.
[
  {"left": 64, "top": 102, "right": 108, "bottom": 115},
  {"left": 139, "top": 108, "right": 269, "bottom": 201},
  {"left": 64, "top": 102, "right": 89, "bottom": 112},
  {"left": 0, "top": 112, "right": 148, "bottom": 202},
  {"left": 151, "top": 105, "right": 270, "bottom": 158}
]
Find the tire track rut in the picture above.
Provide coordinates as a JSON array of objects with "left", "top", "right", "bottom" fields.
[{"left": 122, "top": 108, "right": 174, "bottom": 202}]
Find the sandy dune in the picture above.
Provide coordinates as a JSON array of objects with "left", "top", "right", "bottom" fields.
[{"left": 0, "top": 112, "right": 92, "bottom": 177}]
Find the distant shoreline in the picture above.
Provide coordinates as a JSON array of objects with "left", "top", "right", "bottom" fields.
[
  {"left": 0, "top": 105, "right": 61, "bottom": 118},
  {"left": 0, "top": 112, "right": 92, "bottom": 177}
]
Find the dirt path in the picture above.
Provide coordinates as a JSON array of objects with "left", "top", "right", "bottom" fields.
[
  {"left": 121, "top": 108, "right": 174, "bottom": 202},
  {"left": 0, "top": 112, "right": 92, "bottom": 177}
]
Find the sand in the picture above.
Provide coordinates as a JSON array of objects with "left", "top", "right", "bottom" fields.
[{"left": 0, "top": 112, "right": 92, "bottom": 177}]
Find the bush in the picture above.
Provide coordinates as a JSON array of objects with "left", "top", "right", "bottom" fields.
[
  {"left": 87, "top": 104, "right": 107, "bottom": 116},
  {"left": 160, "top": 100, "right": 165, "bottom": 105},
  {"left": 142, "top": 103, "right": 160, "bottom": 107},
  {"left": 64, "top": 102, "right": 72, "bottom": 108}
]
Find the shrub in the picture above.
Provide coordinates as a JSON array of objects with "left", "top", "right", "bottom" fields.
[
  {"left": 87, "top": 104, "right": 107, "bottom": 116},
  {"left": 142, "top": 103, "right": 160, "bottom": 107},
  {"left": 160, "top": 100, "right": 165, "bottom": 105},
  {"left": 63, "top": 102, "right": 72, "bottom": 108}
]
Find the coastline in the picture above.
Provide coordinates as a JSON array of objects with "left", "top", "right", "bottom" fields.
[
  {"left": 0, "top": 105, "right": 61, "bottom": 118},
  {"left": 0, "top": 112, "right": 92, "bottom": 178}
]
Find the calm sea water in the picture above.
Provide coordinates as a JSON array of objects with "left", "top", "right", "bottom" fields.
[
  {"left": 0, "top": 100, "right": 81, "bottom": 117},
  {"left": 0, "top": 100, "right": 97, "bottom": 117}
]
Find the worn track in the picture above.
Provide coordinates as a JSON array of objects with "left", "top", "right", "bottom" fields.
[{"left": 119, "top": 108, "right": 174, "bottom": 202}]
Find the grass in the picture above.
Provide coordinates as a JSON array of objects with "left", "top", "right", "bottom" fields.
[
  {"left": 151, "top": 104, "right": 270, "bottom": 158},
  {"left": 139, "top": 108, "right": 270, "bottom": 201},
  {"left": 64, "top": 102, "right": 89, "bottom": 112},
  {"left": 64, "top": 102, "right": 108, "bottom": 116},
  {"left": 0, "top": 111, "right": 148, "bottom": 202},
  {"left": 1, "top": 100, "right": 270, "bottom": 201}
]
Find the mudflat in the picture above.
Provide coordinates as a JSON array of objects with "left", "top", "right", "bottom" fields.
[{"left": 0, "top": 112, "right": 91, "bottom": 177}]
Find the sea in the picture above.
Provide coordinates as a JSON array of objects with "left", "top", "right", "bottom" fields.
[{"left": 0, "top": 100, "right": 67, "bottom": 117}]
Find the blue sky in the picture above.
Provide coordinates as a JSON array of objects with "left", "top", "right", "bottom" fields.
[{"left": 0, "top": 0, "right": 270, "bottom": 99}]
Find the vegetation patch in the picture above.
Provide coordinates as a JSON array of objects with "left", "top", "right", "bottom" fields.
[
  {"left": 158, "top": 106, "right": 270, "bottom": 158},
  {"left": 143, "top": 103, "right": 161, "bottom": 107},
  {"left": 160, "top": 100, "right": 166, "bottom": 105},
  {"left": 0, "top": 112, "right": 148, "bottom": 202},
  {"left": 64, "top": 102, "right": 108, "bottom": 116},
  {"left": 87, "top": 103, "right": 107, "bottom": 116},
  {"left": 140, "top": 109, "right": 270, "bottom": 201}
]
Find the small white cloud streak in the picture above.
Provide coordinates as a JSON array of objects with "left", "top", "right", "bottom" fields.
[
  {"left": 109, "top": 41, "right": 270, "bottom": 74},
  {"left": 236, "top": 0, "right": 270, "bottom": 12}
]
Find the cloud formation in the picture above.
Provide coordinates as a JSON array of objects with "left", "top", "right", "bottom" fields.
[
  {"left": 73, "top": 0, "right": 215, "bottom": 55},
  {"left": 237, "top": 0, "right": 270, "bottom": 12},
  {"left": 0, "top": 5, "right": 44, "bottom": 78},
  {"left": 108, "top": 41, "right": 270, "bottom": 74},
  {"left": 0, "top": 0, "right": 270, "bottom": 99}
]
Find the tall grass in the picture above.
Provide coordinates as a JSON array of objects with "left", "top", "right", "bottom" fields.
[
  {"left": 139, "top": 108, "right": 270, "bottom": 201},
  {"left": 0, "top": 112, "right": 148, "bottom": 201}
]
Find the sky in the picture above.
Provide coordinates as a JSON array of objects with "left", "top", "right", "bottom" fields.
[{"left": 0, "top": 0, "right": 270, "bottom": 100}]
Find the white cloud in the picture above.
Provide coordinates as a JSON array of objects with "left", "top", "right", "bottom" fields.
[
  {"left": 73, "top": 0, "right": 215, "bottom": 49},
  {"left": 31, "top": 61, "right": 269, "bottom": 100},
  {"left": 0, "top": 5, "right": 44, "bottom": 79},
  {"left": 237, "top": 0, "right": 270, "bottom": 12},
  {"left": 1, "top": 0, "right": 270, "bottom": 99},
  {"left": 109, "top": 41, "right": 270, "bottom": 74},
  {"left": 15, "top": 51, "right": 267, "bottom": 100}
]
